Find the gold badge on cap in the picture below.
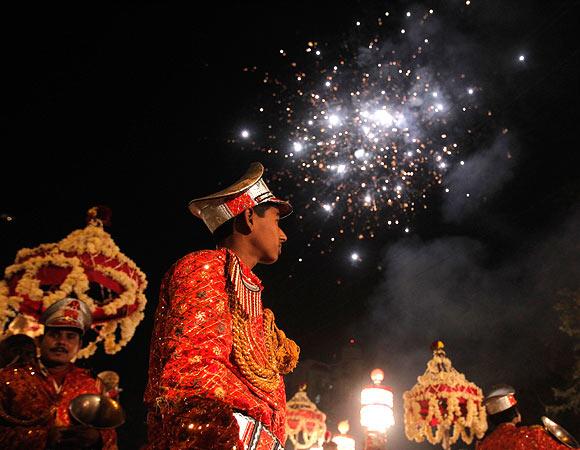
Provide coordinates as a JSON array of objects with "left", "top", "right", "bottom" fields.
[{"left": 41, "top": 298, "right": 92, "bottom": 334}]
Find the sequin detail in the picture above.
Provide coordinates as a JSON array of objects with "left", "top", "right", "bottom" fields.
[
  {"left": 144, "top": 248, "right": 298, "bottom": 446},
  {"left": 0, "top": 363, "right": 116, "bottom": 449},
  {"left": 477, "top": 423, "right": 570, "bottom": 450}
]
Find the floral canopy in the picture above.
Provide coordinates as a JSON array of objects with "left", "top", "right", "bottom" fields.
[
  {"left": 0, "top": 207, "right": 147, "bottom": 358},
  {"left": 403, "top": 341, "right": 487, "bottom": 449},
  {"left": 286, "top": 384, "right": 327, "bottom": 449}
]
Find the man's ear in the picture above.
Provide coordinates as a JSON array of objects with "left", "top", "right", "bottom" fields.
[
  {"left": 233, "top": 208, "right": 254, "bottom": 235},
  {"left": 241, "top": 208, "right": 255, "bottom": 230}
]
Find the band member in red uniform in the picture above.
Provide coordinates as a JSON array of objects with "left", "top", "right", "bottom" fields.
[
  {"left": 144, "top": 162, "right": 300, "bottom": 450},
  {"left": 477, "top": 385, "right": 570, "bottom": 450},
  {"left": 0, "top": 298, "right": 117, "bottom": 449}
]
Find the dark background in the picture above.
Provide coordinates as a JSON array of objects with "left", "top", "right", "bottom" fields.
[{"left": 1, "top": 1, "right": 578, "bottom": 448}]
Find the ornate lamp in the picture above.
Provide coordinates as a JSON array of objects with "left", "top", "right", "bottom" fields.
[
  {"left": 360, "top": 368, "right": 393, "bottom": 449},
  {"left": 286, "top": 384, "right": 327, "bottom": 449},
  {"left": 0, "top": 207, "right": 148, "bottom": 358},
  {"left": 360, "top": 368, "right": 394, "bottom": 434},
  {"left": 403, "top": 341, "right": 487, "bottom": 450},
  {"left": 332, "top": 420, "right": 356, "bottom": 450}
]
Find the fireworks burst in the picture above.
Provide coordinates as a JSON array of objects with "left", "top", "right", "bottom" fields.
[{"left": 239, "top": 5, "right": 498, "bottom": 250}]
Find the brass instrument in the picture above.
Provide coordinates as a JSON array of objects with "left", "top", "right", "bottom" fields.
[
  {"left": 541, "top": 416, "right": 579, "bottom": 449},
  {"left": 68, "top": 394, "right": 125, "bottom": 429}
]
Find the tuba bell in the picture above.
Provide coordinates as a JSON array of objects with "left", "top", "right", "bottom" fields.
[{"left": 541, "top": 416, "right": 579, "bottom": 449}]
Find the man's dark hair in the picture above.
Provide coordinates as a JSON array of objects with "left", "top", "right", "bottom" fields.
[
  {"left": 212, "top": 203, "right": 272, "bottom": 246},
  {"left": 488, "top": 405, "right": 520, "bottom": 427}
]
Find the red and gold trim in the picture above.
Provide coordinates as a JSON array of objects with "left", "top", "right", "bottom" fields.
[
  {"left": 234, "top": 412, "right": 284, "bottom": 450},
  {"left": 188, "top": 163, "right": 292, "bottom": 233}
]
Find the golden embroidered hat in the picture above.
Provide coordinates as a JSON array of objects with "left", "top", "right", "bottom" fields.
[
  {"left": 483, "top": 384, "right": 518, "bottom": 415},
  {"left": 188, "top": 162, "right": 292, "bottom": 233},
  {"left": 40, "top": 298, "right": 93, "bottom": 334}
]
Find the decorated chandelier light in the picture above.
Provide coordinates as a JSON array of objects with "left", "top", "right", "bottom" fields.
[
  {"left": 286, "top": 384, "right": 327, "bottom": 449},
  {"left": 403, "top": 341, "right": 487, "bottom": 450},
  {"left": 0, "top": 207, "right": 148, "bottom": 358},
  {"left": 332, "top": 420, "right": 356, "bottom": 450},
  {"left": 360, "top": 368, "right": 395, "bottom": 434}
]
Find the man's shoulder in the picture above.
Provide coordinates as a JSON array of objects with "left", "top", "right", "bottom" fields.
[
  {"left": 486, "top": 423, "right": 519, "bottom": 439},
  {"left": 478, "top": 424, "right": 519, "bottom": 449},
  {"left": 517, "top": 424, "right": 551, "bottom": 438},
  {"left": 169, "top": 249, "right": 227, "bottom": 275},
  {"left": 68, "top": 364, "right": 95, "bottom": 379},
  {"left": 66, "top": 365, "right": 101, "bottom": 391}
]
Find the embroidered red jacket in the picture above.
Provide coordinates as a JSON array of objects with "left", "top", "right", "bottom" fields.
[
  {"left": 144, "top": 249, "right": 288, "bottom": 448},
  {"left": 0, "top": 362, "right": 116, "bottom": 449},
  {"left": 477, "top": 423, "right": 570, "bottom": 450}
]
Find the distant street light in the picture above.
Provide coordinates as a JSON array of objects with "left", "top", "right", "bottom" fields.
[
  {"left": 332, "top": 420, "right": 356, "bottom": 450},
  {"left": 360, "top": 368, "right": 394, "bottom": 449}
]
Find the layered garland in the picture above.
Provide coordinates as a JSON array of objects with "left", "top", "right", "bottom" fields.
[
  {"left": 0, "top": 208, "right": 147, "bottom": 358},
  {"left": 0, "top": 281, "right": 17, "bottom": 337},
  {"left": 226, "top": 250, "right": 299, "bottom": 393},
  {"left": 286, "top": 384, "right": 327, "bottom": 449},
  {"left": 403, "top": 341, "right": 487, "bottom": 448},
  {"left": 7, "top": 253, "right": 88, "bottom": 306}
]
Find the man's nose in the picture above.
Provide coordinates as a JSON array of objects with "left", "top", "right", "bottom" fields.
[{"left": 279, "top": 228, "right": 287, "bottom": 243}]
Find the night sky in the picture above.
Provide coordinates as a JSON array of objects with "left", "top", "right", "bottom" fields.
[{"left": 1, "top": 1, "right": 579, "bottom": 449}]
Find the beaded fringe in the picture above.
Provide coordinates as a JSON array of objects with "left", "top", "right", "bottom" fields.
[
  {"left": 225, "top": 251, "right": 262, "bottom": 319},
  {"left": 224, "top": 250, "right": 299, "bottom": 394}
]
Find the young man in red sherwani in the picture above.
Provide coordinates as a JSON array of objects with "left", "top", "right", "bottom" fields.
[
  {"left": 0, "top": 298, "right": 117, "bottom": 449},
  {"left": 477, "top": 385, "right": 572, "bottom": 450},
  {"left": 144, "top": 162, "right": 300, "bottom": 450}
]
